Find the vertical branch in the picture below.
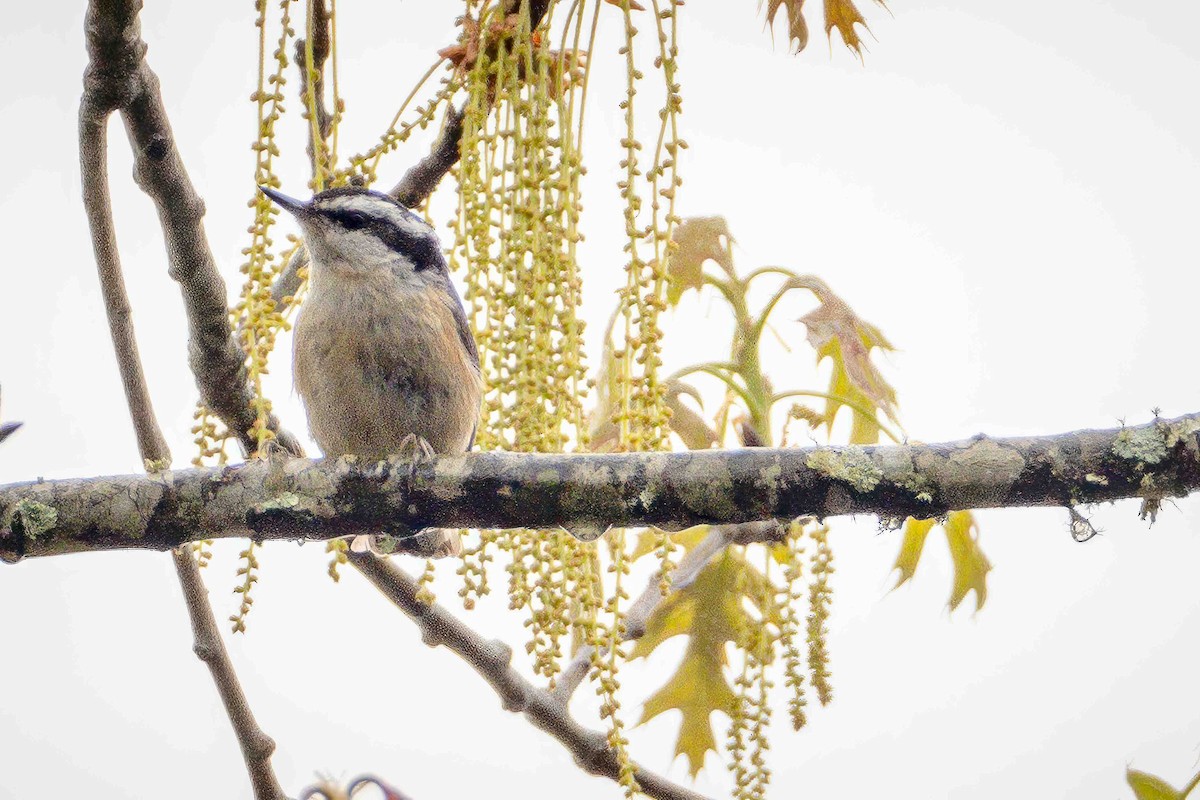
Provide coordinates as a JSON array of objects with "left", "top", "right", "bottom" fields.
[
  {"left": 80, "top": 107, "right": 171, "bottom": 463},
  {"left": 80, "top": 2, "right": 286, "bottom": 798},
  {"left": 172, "top": 548, "right": 284, "bottom": 799}
]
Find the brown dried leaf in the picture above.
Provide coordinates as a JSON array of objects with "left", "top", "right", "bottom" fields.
[
  {"left": 667, "top": 217, "right": 734, "bottom": 305},
  {"left": 798, "top": 278, "right": 898, "bottom": 443},
  {"left": 824, "top": 0, "right": 871, "bottom": 58},
  {"left": 766, "top": 0, "right": 810, "bottom": 54}
]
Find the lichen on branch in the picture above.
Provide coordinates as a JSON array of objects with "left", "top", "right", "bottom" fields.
[{"left": 3, "top": 413, "right": 1197, "bottom": 562}]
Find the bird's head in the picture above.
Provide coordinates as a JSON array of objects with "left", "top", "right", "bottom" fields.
[{"left": 260, "top": 185, "right": 446, "bottom": 284}]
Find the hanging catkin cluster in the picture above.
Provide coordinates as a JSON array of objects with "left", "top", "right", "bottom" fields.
[
  {"left": 196, "top": 1, "right": 881, "bottom": 797},
  {"left": 447, "top": 0, "right": 604, "bottom": 707}
]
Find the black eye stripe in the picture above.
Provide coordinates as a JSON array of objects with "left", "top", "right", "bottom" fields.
[
  {"left": 323, "top": 207, "right": 444, "bottom": 272},
  {"left": 327, "top": 209, "right": 370, "bottom": 230}
]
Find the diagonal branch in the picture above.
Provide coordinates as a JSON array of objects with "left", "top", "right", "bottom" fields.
[
  {"left": 79, "top": 2, "right": 286, "bottom": 798},
  {"left": 172, "top": 547, "right": 285, "bottom": 799},
  {"left": 348, "top": 551, "right": 711, "bottom": 800},
  {"left": 83, "top": 0, "right": 301, "bottom": 457},
  {"left": 4, "top": 413, "right": 1198, "bottom": 560}
]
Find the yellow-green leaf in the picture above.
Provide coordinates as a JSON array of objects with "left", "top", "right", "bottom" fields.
[
  {"left": 891, "top": 513, "right": 991, "bottom": 612},
  {"left": 633, "top": 547, "right": 770, "bottom": 776},
  {"left": 631, "top": 524, "right": 709, "bottom": 562},
  {"left": 944, "top": 511, "right": 991, "bottom": 612},
  {"left": 892, "top": 517, "right": 936, "bottom": 588},
  {"left": 586, "top": 309, "right": 624, "bottom": 452},
  {"left": 1126, "top": 769, "right": 1182, "bottom": 800},
  {"left": 665, "top": 380, "right": 719, "bottom": 450},
  {"left": 667, "top": 217, "right": 733, "bottom": 305}
]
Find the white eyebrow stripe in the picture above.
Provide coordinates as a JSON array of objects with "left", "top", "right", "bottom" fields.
[{"left": 322, "top": 194, "right": 430, "bottom": 238}]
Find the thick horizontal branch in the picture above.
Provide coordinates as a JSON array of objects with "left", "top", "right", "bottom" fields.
[{"left": 3, "top": 414, "right": 1198, "bottom": 561}]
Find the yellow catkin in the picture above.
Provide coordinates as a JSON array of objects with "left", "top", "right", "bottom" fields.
[
  {"left": 452, "top": 1, "right": 592, "bottom": 688},
  {"left": 226, "top": 0, "right": 301, "bottom": 630},
  {"left": 807, "top": 523, "right": 835, "bottom": 705},
  {"left": 779, "top": 520, "right": 809, "bottom": 730}
]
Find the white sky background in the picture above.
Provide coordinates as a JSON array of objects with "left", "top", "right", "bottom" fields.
[{"left": 2, "top": 1, "right": 1199, "bottom": 798}]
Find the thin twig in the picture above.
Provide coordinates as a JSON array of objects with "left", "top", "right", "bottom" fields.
[
  {"left": 80, "top": 74, "right": 170, "bottom": 464},
  {"left": 79, "top": 2, "right": 287, "bottom": 797},
  {"left": 389, "top": 103, "right": 466, "bottom": 208},
  {"left": 295, "top": 0, "right": 334, "bottom": 182},
  {"left": 172, "top": 548, "right": 285, "bottom": 799},
  {"left": 348, "top": 551, "right": 712, "bottom": 800},
  {"left": 268, "top": 103, "right": 466, "bottom": 310}
]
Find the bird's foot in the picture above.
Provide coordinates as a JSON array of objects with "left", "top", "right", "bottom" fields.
[
  {"left": 394, "top": 433, "right": 437, "bottom": 462},
  {"left": 255, "top": 437, "right": 295, "bottom": 465}
]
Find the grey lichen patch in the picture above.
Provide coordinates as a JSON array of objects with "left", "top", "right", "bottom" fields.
[
  {"left": 258, "top": 492, "right": 300, "bottom": 511},
  {"left": 756, "top": 460, "right": 782, "bottom": 512},
  {"left": 938, "top": 439, "right": 1025, "bottom": 507},
  {"left": 92, "top": 479, "right": 166, "bottom": 539},
  {"left": 637, "top": 483, "right": 658, "bottom": 513},
  {"left": 679, "top": 458, "right": 738, "bottom": 520},
  {"left": 12, "top": 499, "right": 58, "bottom": 540},
  {"left": 892, "top": 462, "right": 935, "bottom": 505},
  {"left": 806, "top": 447, "right": 883, "bottom": 493},
  {"left": 1112, "top": 425, "right": 1168, "bottom": 465},
  {"left": 286, "top": 460, "right": 339, "bottom": 498},
  {"left": 427, "top": 456, "right": 471, "bottom": 502},
  {"left": 1164, "top": 417, "right": 1200, "bottom": 452},
  {"left": 1084, "top": 472, "right": 1109, "bottom": 485},
  {"left": 1042, "top": 445, "right": 1070, "bottom": 479}
]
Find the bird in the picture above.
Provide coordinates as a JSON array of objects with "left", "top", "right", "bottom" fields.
[{"left": 260, "top": 184, "right": 481, "bottom": 557}]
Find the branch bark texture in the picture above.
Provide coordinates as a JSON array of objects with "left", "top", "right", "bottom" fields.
[{"left": 4, "top": 415, "right": 1197, "bottom": 561}]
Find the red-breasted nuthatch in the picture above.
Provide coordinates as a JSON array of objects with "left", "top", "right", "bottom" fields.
[{"left": 261, "top": 185, "right": 481, "bottom": 557}]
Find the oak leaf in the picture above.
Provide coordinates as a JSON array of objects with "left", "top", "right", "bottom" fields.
[
  {"left": 765, "top": 0, "right": 810, "bottom": 54},
  {"left": 667, "top": 217, "right": 734, "bottom": 305},
  {"left": 893, "top": 512, "right": 991, "bottom": 612},
  {"left": 798, "top": 278, "right": 898, "bottom": 444},
  {"left": 824, "top": 0, "right": 871, "bottom": 58},
  {"left": 632, "top": 531, "right": 780, "bottom": 776},
  {"left": 665, "top": 380, "right": 719, "bottom": 450}
]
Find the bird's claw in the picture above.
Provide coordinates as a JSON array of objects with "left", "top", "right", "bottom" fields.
[{"left": 394, "top": 433, "right": 437, "bottom": 462}]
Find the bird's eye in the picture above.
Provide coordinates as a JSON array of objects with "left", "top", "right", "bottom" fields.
[{"left": 341, "top": 211, "right": 368, "bottom": 230}]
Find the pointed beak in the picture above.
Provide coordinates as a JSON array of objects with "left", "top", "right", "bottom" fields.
[{"left": 259, "top": 186, "right": 310, "bottom": 217}]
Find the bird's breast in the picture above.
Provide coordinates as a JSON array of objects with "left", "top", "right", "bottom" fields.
[{"left": 294, "top": 279, "right": 481, "bottom": 460}]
